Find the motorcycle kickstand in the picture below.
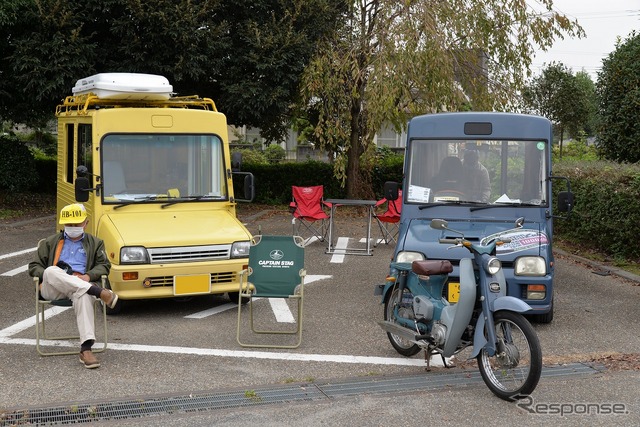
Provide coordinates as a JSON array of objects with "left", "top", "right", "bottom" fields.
[{"left": 423, "top": 349, "right": 431, "bottom": 371}]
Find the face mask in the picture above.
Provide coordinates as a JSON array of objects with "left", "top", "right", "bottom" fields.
[{"left": 65, "top": 226, "right": 84, "bottom": 239}]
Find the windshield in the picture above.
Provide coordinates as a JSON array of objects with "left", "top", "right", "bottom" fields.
[
  {"left": 101, "top": 134, "right": 227, "bottom": 203},
  {"left": 406, "top": 139, "right": 548, "bottom": 206}
]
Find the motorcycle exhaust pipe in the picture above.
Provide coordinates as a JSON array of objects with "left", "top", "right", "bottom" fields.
[{"left": 377, "top": 320, "right": 429, "bottom": 345}]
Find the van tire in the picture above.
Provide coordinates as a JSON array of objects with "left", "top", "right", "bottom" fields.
[
  {"left": 228, "top": 292, "right": 249, "bottom": 305},
  {"left": 529, "top": 297, "right": 553, "bottom": 324}
]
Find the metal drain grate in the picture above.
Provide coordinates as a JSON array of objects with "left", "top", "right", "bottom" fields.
[{"left": 0, "top": 363, "right": 602, "bottom": 426}]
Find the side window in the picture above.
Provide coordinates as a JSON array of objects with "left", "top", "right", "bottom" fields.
[
  {"left": 65, "top": 124, "right": 74, "bottom": 184},
  {"left": 78, "top": 124, "right": 93, "bottom": 186}
]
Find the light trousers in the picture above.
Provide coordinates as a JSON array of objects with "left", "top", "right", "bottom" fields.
[{"left": 41, "top": 266, "right": 97, "bottom": 344}]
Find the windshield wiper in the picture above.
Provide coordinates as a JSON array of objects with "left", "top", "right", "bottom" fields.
[
  {"left": 470, "top": 202, "right": 541, "bottom": 212},
  {"left": 161, "top": 195, "right": 221, "bottom": 208},
  {"left": 418, "top": 200, "right": 483, "bottom": 210}
]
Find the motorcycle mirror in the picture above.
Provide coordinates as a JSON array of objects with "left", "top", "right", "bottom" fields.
[
  {"left": 430, "top": 219, "right": 448, "bottom": 230},
  {"left": 515, "top": 217, "right": 525, "bottom": 228}
]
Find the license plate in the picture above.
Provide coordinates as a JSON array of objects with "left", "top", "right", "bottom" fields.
[
  {"left": 448, "top": 282, "right": 460, "bottom": 303},
  {"left": 174, "top": 274, "right": 211, "bottom": 296}
]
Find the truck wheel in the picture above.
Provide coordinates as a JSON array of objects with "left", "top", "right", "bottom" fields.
[
  {"left": 529, "top": 297, "right": 554, "bottom": 324},
  {"left": 228, "top": 292, "right": 249, "bottom": 305}
]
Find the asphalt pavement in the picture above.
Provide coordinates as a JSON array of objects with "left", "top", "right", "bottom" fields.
[{"left": 0, "top": 208, "right": 639, "bottom": 426}]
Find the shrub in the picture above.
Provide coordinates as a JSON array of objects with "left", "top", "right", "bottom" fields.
[
  {"left": 0, "top": 135, "right": 38, "bottom": 192},
  {"left": 264, "top": 144, "right": 286, "bottom": 164}
]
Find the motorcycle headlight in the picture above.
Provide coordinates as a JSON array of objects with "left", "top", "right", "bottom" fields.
[
  {"left": 395, "top": 251, "right": 425, "bottom": 263},
  {"left": 120, "top": 246, "right": 150, "bottom": 264},
  {"left": 231, "top": 241, "right": 250, "bottom": 259},
  {"left": 515, "top": 256, "right": 546, "bottom": 276},
  {"left": 485, "top": 257, "right": 502, "bottom": 275}
]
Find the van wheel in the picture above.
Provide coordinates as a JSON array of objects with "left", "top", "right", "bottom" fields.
[
  {"left": 228, "top": 292, "right": 249, "bottom": 305},
  {"left": 529, "top": 297, "right": 553, "bottom": 324}
]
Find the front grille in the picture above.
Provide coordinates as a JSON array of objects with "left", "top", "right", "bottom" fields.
[
  {"left": 146, "top": 271, "right": 236, "bottom": 288},
  {"left": 147, "top": 245, "right": 231, "bottom": 263}
]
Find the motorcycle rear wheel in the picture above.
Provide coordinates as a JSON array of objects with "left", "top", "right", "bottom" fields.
[
  {"left": 384, "top": 287, "right": 421, "bottom": 357},
  {"left": 477, "top": 311, "right": 542, "bottom": 401}
]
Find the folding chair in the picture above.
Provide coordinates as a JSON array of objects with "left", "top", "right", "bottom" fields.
[
  {"left": 236, "top": 235, "right": 306, "bottom": 349},
  {"left": 34, "top": 275, "right": 108, "bottom": 356},
  {"left": 373, "top": 190, "right": 402, "bottom": 246},
  {"left": 289, "top": 185, "right": 331, "bottom": 244}
]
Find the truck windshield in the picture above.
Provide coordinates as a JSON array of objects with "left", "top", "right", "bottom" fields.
[
  {"left": 406, "top": 139, "right": 548, "bottom": 206},
  {"left": 101, "top": 134, "right": 226, "bottom": 203}
]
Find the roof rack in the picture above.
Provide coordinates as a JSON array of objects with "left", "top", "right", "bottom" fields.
[{"left": 56, "top": 94, "right": 217, "bottom": 116}]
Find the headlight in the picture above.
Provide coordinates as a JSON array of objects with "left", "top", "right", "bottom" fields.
[
  {"left": 120, "top": 246, "right": 150, "bottom": 264},
  {"left": 485, "top": 257, "right": 502, "bottom": 275},
  {"left": 395, "top": 251, "right": 425, "bottom": 263},
  {"left": 231, "top": 241, "right": 250, "bottom": 258},
  {"left": 515, "top": 256, "right": 546, "bottom": 276}
]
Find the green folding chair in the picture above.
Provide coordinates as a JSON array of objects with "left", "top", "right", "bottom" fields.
[{"left": 236, "top": 235, "right": 306, "bottom": 349}]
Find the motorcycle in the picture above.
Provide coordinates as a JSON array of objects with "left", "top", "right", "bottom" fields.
[{"left": 376, "top": 218, "right": 542, "bottom": 401}]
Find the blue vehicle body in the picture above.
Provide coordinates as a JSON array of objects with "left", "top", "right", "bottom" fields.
[{"left": 389, "top": 112, "right": 572, "bottom": 323}]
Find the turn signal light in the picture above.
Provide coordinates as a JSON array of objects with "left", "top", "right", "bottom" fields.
[
  {"left": 527, "top": 284, "right": 546, "bottom": 300},
  {"left": 123, "top": 272, "right": 138, "bottom": 281}
]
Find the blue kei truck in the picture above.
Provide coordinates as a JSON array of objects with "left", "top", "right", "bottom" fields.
[{"left": 381, "top": 112, "right": 574, "bottom": 323}]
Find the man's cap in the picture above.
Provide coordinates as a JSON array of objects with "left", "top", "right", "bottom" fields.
[{"left": 59, "top": 203, "right": 88, "bottom": 224}]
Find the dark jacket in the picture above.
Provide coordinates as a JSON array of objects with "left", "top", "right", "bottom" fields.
[{"left": 28, "top": 232, "right": 111, "bottom": 282}]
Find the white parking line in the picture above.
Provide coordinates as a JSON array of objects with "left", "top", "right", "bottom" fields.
[
  {"left": 0, "top": 336, "right": 439, "bottom": 367},
  {"left": 1, "top": 264, "right": 28, "bottom": 277},
  {"left": 330, "top": 237, "right": 349, "bottom": 263},
  {"left": 184, "top": 275, "right": 331, "bottom": 320},
  {"left": 0, "top": 247, "right": 37, "bottom": 260}
]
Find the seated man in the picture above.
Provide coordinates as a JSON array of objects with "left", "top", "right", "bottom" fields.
[
  {"left": 29, "top": 203, "right": 117, "bottom": 369},
  {"left": 462, "top": 149, "right": 491, "bottom": 202}
]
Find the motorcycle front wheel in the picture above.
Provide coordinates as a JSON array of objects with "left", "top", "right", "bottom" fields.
[
  {"left": 383, "top": 287, "right": 421, "bottom": 357},
  {"left": 477, "top": 310, "right": 542, "bottom": 401}
]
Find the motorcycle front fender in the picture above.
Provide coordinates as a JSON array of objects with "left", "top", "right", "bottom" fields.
[
  {"left": 491, "top": 296, "right": 533, "bottom": 313},
  {"left": 471, "top": 315, "right": 488, "bottom": 358},
  {"left": 470, "top": 297, "right": 534, "bottom": 358}
]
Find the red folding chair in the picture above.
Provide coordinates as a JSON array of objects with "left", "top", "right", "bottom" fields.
[
  {"left": 290, "top": 185, "right": 332, "bottom": 243},
  {"left": 373, "top": 190, "right": 402, "bottom": 246}
]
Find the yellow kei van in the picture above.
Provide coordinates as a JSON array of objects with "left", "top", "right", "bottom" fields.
[{"left": 56, "top": 73, "right": 254, "bottom": 313}]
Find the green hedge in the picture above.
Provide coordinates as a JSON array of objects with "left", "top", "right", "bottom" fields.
[
  {"left": 553, "top": 160, "right": 640, "bottom": 260},
  {"left": 244, "top": 161, "right": 346, "bottom": 204},
  {"left": 0, "top": 136, "right": 38, "bottom": 192}
]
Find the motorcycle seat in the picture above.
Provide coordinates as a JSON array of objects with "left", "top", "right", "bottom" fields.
[{"left": 412, "top": 260, "right": 453, "bottom": 276}]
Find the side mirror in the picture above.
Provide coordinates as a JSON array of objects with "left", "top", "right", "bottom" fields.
[
  {"left": 74, "top": 177, "right": 91, "bottom": 202},
  {"left": 231, "top": 171, "right": 255, "bottom": 202},
  {"left": 76, "top": 165, "right": 89, "bottom": 177},
  {"left": 557, "top": 191, "right": 574, "bottom": 213},
  {"left": 231, "top": 152, "right": 242, "bottom": 172},
  {"left": 243, "top": 173, "right": 255, "bottom": 202},
  {"left": 383, "top": 181, "right": 399, "bottom": 201}
]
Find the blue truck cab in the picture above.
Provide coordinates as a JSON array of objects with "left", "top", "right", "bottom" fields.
[{"left": 387, "top": 112, "right": 573, "bottom": 323}]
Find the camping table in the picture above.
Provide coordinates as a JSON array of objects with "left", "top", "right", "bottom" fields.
[{"left": 325, "top": 199, "right": 377, "bottom": 256}]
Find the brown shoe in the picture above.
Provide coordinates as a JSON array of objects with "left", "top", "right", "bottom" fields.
[
  {"left": 79, "top": 350, "right": 101, "bottom": 369},
  {"left": 99, "top": 289, "right": 119, "bottom": 309}
]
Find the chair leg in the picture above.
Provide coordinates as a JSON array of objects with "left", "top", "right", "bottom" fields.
[{"left": 36, "top": 298, "right": 107, "bottom": 356}]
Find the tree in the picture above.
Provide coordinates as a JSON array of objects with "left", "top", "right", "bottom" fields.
[
  {"left": 300, "top": 0, "right": 583, "bottom": 198},
  {"left": 0, "top": 0, "right": 345, "bottom": 139},
  {"left": 522, "top": 62, "right": 595, "bottom": 157},
  {"left": 596, "top": 31, "right": 640, "bottom": 163}
]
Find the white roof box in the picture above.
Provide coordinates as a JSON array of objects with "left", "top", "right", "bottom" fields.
[{"left": 72, "top": 73, "right": 173, "bottom": 100}]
